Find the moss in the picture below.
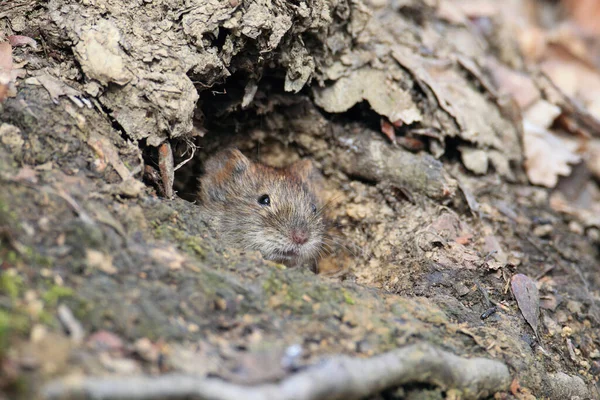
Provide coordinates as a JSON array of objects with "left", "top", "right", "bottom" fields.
[
  {"left": 0, "top": 198, "right": 19, "bottom": 226},
  {"left": 20, "top": 246, "right": 53, "bottom": 268},
  {"left": 342, "top": 289, "right": 355, "bottom": 305},
  {"left": 0, "top": 271, "right": 23, "bottom": 300},
  {"left": 64, "top": 220, "right": 105, "bottom": 251},
  {"left": 262, "top": 270, "right": 349, "bottom": 315},
  {"left": 262, "top": 272, "right": 284, "bottom": 295},
  {"left": 152, "top": 224, "right": 207, "bottom": 258},
  {"left": 0, "top": 310, "right": 30, "bottom": 356},
  {"left": 42, "top": 285, "right": 74, "bottom": 307},
  {"left": 145, "top": 202, "right": 178, "bottom": 224}
]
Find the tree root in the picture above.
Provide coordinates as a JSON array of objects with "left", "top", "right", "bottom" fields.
[
  {"left": 332, "top": 128, "right": 458, "bottom": 200},
  {"left": 42, "top": 343, "right": 510, "bottom": 400}
]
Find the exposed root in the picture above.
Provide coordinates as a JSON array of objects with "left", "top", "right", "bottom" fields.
[{"left": 42, "top": 343, "right": 510, "bottom": 400}]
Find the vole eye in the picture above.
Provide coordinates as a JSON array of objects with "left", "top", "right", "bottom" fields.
[
  {"left": 311, "top": 203, "right": 317, "bottom": 213},
  {"left": 258, "top": 194, "right": 271, "bottom": 206}
]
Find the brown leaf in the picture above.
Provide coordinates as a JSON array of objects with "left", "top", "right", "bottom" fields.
[
  {"left": 8, "top": 35, "right": 38, "bottom": 50},
  {"left": 510, "top": 377, "right": 521, "bottom": 395},
  {"left": 380, "top": 118, "right": 396, "bottom": 143},
  {"left": 511, "top": 274, "right": 540, "bottom": 336},
  {"left": 36, "top": 74, "right": 81, "bottom": 104},
  {"left": 563, "top": 0, "right": 600, "bottom": 36},
  {"left": 12, "top": 165, "right": 38, "bottom": 184},
  {"left": 454, "top": 234, "right": 472, "bottom": 245},
  {"left": 87, "top": 330, "right": 124, "bottom": 352},
  {"left": 486, "top": 57, "right": 539, "bottom": 110},
  {"left": 523, "top": 101, "right": 581, "bottom": 188},
  {"left": 0, "top": 42, "right": 13, "bottom": 102},
  {"left": 396, "top": 136, "right": 425, "bottom": 152}
]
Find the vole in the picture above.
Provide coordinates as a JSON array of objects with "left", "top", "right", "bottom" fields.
[{"left": 198, "top": 149, "right": 326, "bottom": 267}]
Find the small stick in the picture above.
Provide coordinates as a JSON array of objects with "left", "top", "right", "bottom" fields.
[{"left": 158, "top": 141, "right": 175, "bottom": 199}]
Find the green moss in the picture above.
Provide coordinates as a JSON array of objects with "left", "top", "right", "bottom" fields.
[
  {"left": 0, "top": 199, "right": 18, "bottom": 226},
  {"left": 0, "top": 310, "right": 30, "bottom": 355},
  {"left": 342, "top": 289, "right": 355, "bottom": 305},
  {"left": 0, "top": 272, "right": 23, "bottom": 300},
  {"left": 152, "top": 224, "right": 207, "bottom": 258},
  {"left": 42, "top": 285, "right": 74, "bottom": 307},
  {"left": 262, "top": 273, "right": 284, "bottom": 295},
  {"left": 20, "top": 246, "right": 53, "bottom": 267}
]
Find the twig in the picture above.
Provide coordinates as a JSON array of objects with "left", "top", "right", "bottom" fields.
[
  {"left": 42, "top": 343, "right": 510, "bottom": 400},
  {"left": 173, "top": 139, "right": 197, "bottom": 171},
  {"left": 57, "top": 304, "right": 84, "bottom": 345},
  {"left": 158, "top": 141, "right": 175, "bottom": 199}
]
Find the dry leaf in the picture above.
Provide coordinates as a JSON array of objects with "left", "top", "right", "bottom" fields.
[
  {"left": 563, "top": 0, "right": 600, "bottom": 36},
  {"left": 380, "top": 118, "right": 396, "bottom": 143},
  {"left": 510, "top": 377, "right": 521, "bottom": 396},
  {"left": 0, "top": 42, "right": 13, "bottom": 102},
  {"left": 87, "top": 132, "right": 132, "bottom": 180},
  {"left": 35, "top": 74, "right": 82, "bottom": 104},
  {"left": 87, "top": 330, "right": 124, "bottom": 351},
  {"left": 86, "top": 249, "right": 117, "bottom": 274},
  {"left": 486, "top": 57, "right": 539, "bottom": 109},
  {"left": 8, "top": 35, "right": 38, "bottom": 49},
  {"left": 150, "top": 246, "right": 185, "bottom": 270},
  {"left": 540, "top": 48, "right": 600, "bottom": 120},
  {"left": 523, "top": 121, "right": 581, "bottom": 188},
  {"left": 12, "top": 165, "right": 38, "bottom": 184},
  {"left": 483, "top": 235, "right": 507, "bottom": 264},
  {"left": 511, "top": 274, "right": 540, "bottom": 337},
  {"left": 396, "top": 136, "right": 425, "bottom": 152},
  {"left": 586, "top": 139, "right": 600, "bottom": 180}
]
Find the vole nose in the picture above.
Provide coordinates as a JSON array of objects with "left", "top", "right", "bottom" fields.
[{"left": 290, "top": 229, "right": 309, "bottom": 245}]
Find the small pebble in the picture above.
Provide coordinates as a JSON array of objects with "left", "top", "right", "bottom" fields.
[{"left": 533, "top": 224, "right": 553, "bottom": 238}]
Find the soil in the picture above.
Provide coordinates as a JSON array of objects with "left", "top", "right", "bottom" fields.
[{"left": 0, "top": 0, "right": 599, "bottom": 399}]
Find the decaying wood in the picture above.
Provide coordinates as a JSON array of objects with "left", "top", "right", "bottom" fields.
[{"left": 332, "top": 128, "right": 458, "bottom": 200}]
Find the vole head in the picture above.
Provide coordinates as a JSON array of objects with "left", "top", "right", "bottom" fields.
[{"left": 199, "top": 149, "right": 325, "bottom": 265}]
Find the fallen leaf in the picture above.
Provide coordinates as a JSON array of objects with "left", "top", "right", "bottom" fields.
[
  {"left": 523, "top": 121, "right": 581, "bottom": 188},
  {"left": 86, "top": 249, "right": 117, "bottom": 274},
  {"left": 540, "top": 48, "right": 600, "bottom": 120},
  {"left": 8, "top": 35, "right": 38, "bottom": 50},
  {"left": 454, "top": 234, "right": 472, "bottom": 245},
  {"left": 12, "top": 165, "right": 38, "bottom": 184},
  {"left": 87, "top": 330, "right": 124, "bottom": 351},
  {"left": 483, "top": 235, "right": 507, "bottom": 264},
  {"left": 380, "top": 118, "right": 396, "bottom": 143},
  {"left": 98, "top": 353, "right": 140, "bottom": 374},
  {"left": 35, "top": 74, "right": 82, "bottom": 104},
  {"left": 150, "top": 246, "right": 185, "bottom": 270},
  {"left": 486, "top": 57, "right": 540, "bottom": 109},
  {"left": 87, "top": 132, "right": 133, "bottom": 181},
  {"left": 134, "top": 338, "right": 160, "bottom": 363},
  {"left": 510, "top": 377, "right": 521, "bottom": 395},
  {"left": 0, "top": 42, "right": 13, "bottom": 102},
  {"left": 586, "top": 139, "right": 600, "bottom": 180},
  {"left": 539, "top": 294, "right": 560, "bottom": 312},
  {"left": 563, "top": 0, "right": 600, "bottom": 36},
  {"left": 313, "top": 68, "right": 422, "bottom": 125},
  {"left": 511, "top": 274, "right": 540, "bottom": 337},
  {"left": 459, "top": 146, "right": 488, "bottom": 175},
  {"left": 396, "top": 136, "right": 425, "bottom": 152}
]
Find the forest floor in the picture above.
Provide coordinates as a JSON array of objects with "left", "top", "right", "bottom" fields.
[{"left": 0, "top": 0, "right": 599, "bottom": 399}]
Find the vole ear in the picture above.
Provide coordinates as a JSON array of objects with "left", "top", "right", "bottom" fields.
[
  {"left": 204, "top": 148, "right": 250, "bottom": 176},
  {"left": 289, "top": 159, "right": 315, "bottom": 181}
]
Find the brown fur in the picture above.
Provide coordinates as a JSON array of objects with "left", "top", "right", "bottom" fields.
[{"left": 198, "top": 149, "right": 325, "bottom": 266}]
